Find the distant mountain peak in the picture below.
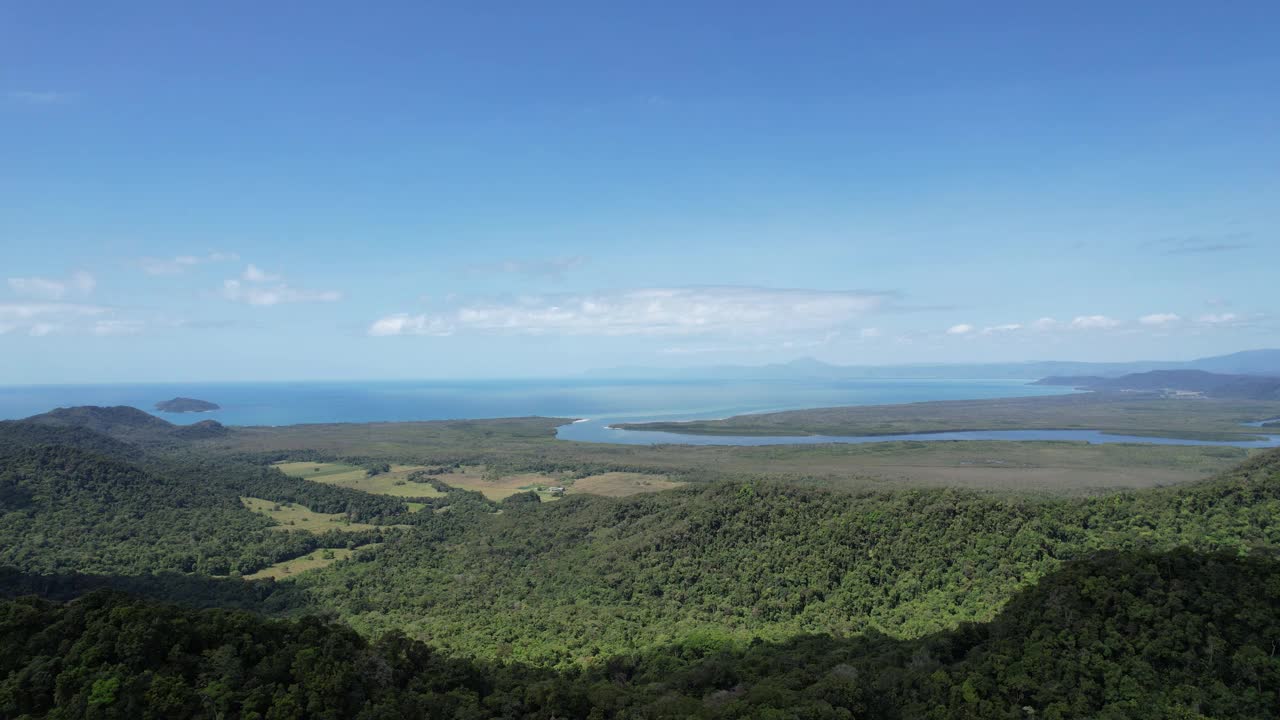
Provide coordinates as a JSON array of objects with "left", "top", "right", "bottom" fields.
[
  {"left": 784, "top": 357, "right": 833, "bottom": 370},
  {"left": 586, "top": 349, "right": 1280, "bottom": 381},
  {"left": 20, "top": 405, "right": 216, "bottom": 445}
]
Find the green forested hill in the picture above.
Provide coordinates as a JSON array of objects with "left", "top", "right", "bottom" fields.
[
  {"left": 20, "top": 406, "right": 185, "bottom": 445},
  {"left": 3, "top": 415, "right": 1280, "bottom": 717},
  {"left": 294, "top": 449, "right": 1280, "bottom": 667},
  {"left": 1, "top": 549, "right": 1275, "bottom": 719},
  {"left": 0, "top": 421, "right": 412, "bottom": 577}
]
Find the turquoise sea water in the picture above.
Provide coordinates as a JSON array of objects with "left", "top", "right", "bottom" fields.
[
  {"left": 1, "top": 378, "right": 1275, "bottom": 447},
  {"left": 0, "top": 378, "right": 1072, "bottom": 426}
]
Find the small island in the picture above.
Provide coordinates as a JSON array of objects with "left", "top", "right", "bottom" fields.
[{"left": 154, "top": 397, "right": 221, "bottom": 413}]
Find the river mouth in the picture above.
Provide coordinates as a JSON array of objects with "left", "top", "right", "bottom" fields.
[{"left": 556, "top": 418, "right": 1280, "bottom": 448}]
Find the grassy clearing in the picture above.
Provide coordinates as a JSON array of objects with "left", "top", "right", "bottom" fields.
[
  {"left": 240, "top": 496, "right": 385, "bottom": 532},
  {"left": 278, "top": 459, "right": 578, "bottom": 501},
  {"left": 206, "top": 410, "right": 1262, "bottom": 497},
  {"left": 244, "top": 548, "right": 353, "bottom": 580},
  {"left": 274, "top": 461, "right": 366, "bottom": 482},
  {"left": 432, "top": 467, "right": 680, "bottom": 500},
  {"left": 569, "top": 472, "right": 685, "bottom": 497},
  {"left": 274, "top": 461, "right": 444, "bottom": 498},
  {"left": 243, "top": 543, "right": 381, "bottom": 580},
  {"left": 441, "top": 467, "right": 565, "bottom": 500}
]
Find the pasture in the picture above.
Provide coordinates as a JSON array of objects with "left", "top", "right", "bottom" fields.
[
  {"left": 243, "top": 543, "right": 381, "bottom": 580},
  {"left": 274, "top": 461, "right": 444, "bottom": 498},
  {"left": 272, "top": 459, "right": 669, "bottom": 501},
  {"left": 569, "top": 472, "right": 685, "bottom": 497},
  {"left": 438, "top": 467, "right": 566, "bottom": 500},
  {"left": 207, "top": 412, "right": 1263, "bottom": 498},
  {"left": 240, "top": 496, "right": 385, "bottom": 532}
]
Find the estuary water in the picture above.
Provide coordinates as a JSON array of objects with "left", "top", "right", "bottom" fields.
[{"left": 557, "top": 420, "right": 1280, "bottom": 448}]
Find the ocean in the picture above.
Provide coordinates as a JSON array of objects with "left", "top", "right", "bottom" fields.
[
  {"left": 0, "top": 378, "right": 1072, "bottom": 427},
  {"left": 5, "top": 378, "right": 1275, "bottom": 447}
]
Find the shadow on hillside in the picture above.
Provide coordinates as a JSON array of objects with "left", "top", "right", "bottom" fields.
[
  {"left": 3, "top": 548, "right": 1278, "bottom": 719},
  {"left": 0, "top": 565, "right": 311, "bottom": 615}
]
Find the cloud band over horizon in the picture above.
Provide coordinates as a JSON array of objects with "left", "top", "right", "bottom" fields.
[{"left": 369, "top": 286, "right": 892, "bottom": 338}]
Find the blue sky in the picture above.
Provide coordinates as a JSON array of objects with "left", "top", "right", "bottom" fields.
[{"left": 2, "top": 2, "right": 1278, "bottom": 382}]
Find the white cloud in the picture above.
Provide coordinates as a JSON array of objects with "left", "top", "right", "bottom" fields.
[
  {"left": 242, "top": 264, "right": 282, "bottom": 282},
  {"left": 658, "top": 345, "right": 727, "bottom": 355},
  {"left": 1198, "top": 312, "right": 1240, "bottom": 325},
  {"left": 92, "top": 319, "right": 145, "bottom": 336},
  {"left": 140, "top": 252, "right": 239, "bottom": 276},
  {"left": 1069, "top": 315, "right": 1121, "bottom": 330},
  {"left": 860, "top": 327, "right": 882, "bottom": 339},
  {"left": 981, "top": 323, "right": 1022, "bottom": 335},
  {"left": 8, "top": 277, "right": 66, "bottom": 300},
  {"left": 0, "top": 300, "right": 154, "bottom": 338},
  {"left": 1139, "top": 313, "right": 1181, "bottom": 327},
  {"left": 222, "top": 279, "right": 341, "bottom": 306},
  {"left": 369, "top": 313, "right": 454, "bottom": 337},
  {"left": 0, "top": 303, "right": 106, "bottom": 320},
  {"left": 370, "top": 286, "right": 890, "bottom": 338},
  {"left": 220, "top": 264, "right": 339, "bottom": 306},
  {"left": 7, "top": 271, "right": 95, "bottom": 300},
  {"left": 922, "top": 311, "right": 1260, "bottom": 340},
  {"left": 0, "top": 302, "right": 110, "bottom": 336}
]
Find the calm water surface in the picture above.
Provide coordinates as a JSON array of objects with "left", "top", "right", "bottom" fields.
[
  {"left": 0, "top": 378, "right": 1073, "bottom": 426},
  {"left": 2, "top": 378, "right": 1275, "bottom": 447},
  {"left": 558, "top": 421, "right": 1280, "bottom": 448}
]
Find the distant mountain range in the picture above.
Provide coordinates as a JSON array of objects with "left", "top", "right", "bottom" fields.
[
  {"left": 586, "top": 349, "right": 1280, "bottom": 381},
  {"left": 1034, "top": 370, "right": 1280, "bottom": 400}
]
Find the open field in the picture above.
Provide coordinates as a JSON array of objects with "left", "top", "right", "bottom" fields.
[
  {"left": 240, "top": 496, "right": 386, "bottom": 532},
  {"left": 242, "top": 545, "right": 372, "bottom": 580},
  {"left": 277, "top": 457, "right": 682, "bottom": 501},
  {"left": 274, "top": 461, "right": 367, "bottom": 482},
  {"left": 614, "top": 394, "right": 1280, "bottom": 440},
  {"left": 438, "top": 467, "right": 566, "bottom": 500},
  {"left": 200, "top": 413, "right": 1263, "bottom": 497},
  {"left": 241, "top": 543, "right": 382, "bottom": 580},
  {"left": 274, "top": 461, "right": 445, "bottom": 498},
  {"left": 569, "top": 472, "right": 685, "bottom": 496}
]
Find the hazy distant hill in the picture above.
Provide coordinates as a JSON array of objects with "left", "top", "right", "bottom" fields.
[
  {"left": 1036, "top": 369, "right": 1280, "bottom": 400},
  {"left": 587, "top": 349, "right": 1280, "bottom": 380},
  {"left": 155, "top": 397, "right": 220, "bottom": 413},
  {"left": 25, "top": 406, "right": 177, "bottom": 437},
  {"left": 23, "top": 405, "right": 227, "bottom": 444}
]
